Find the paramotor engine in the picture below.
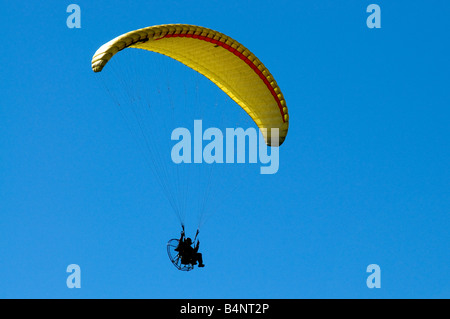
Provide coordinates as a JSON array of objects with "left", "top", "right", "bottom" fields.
[{"left": 167, "top": 238, "right": 195, "bottom": 271}]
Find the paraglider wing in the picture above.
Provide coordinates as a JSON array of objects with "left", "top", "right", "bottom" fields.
[{"left": 91, "top": 24, "right": 289, "bottom": 146}]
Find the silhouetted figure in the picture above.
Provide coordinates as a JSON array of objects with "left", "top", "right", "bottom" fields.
[{"left": 175, "top": 231, "right": 204, "bottom": 267}]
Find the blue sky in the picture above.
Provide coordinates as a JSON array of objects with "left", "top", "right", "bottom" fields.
[{"left": 1, "top": 0, "right": 449, "bottom": 298}]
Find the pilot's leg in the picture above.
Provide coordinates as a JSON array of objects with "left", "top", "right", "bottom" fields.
[{"left": 197, "top": 253, "right": 204, "bottom": 267}]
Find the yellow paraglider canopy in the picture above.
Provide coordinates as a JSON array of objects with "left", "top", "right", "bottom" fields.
[{"left": 91, "top": 24, "right": 289, "bottom": 146}]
